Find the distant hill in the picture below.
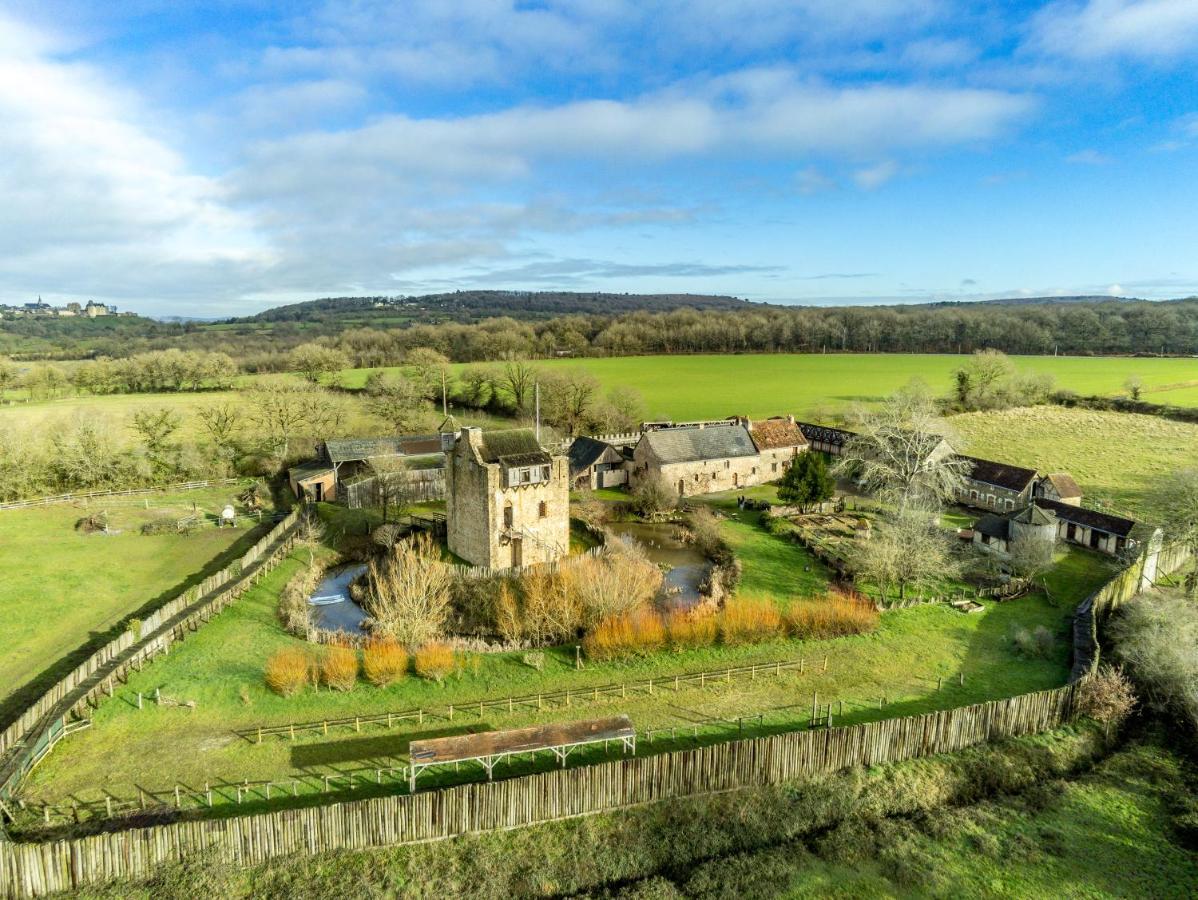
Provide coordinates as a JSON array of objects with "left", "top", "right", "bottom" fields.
[{"left": 241, "top": 291, "right": 760, "bottom": 324}]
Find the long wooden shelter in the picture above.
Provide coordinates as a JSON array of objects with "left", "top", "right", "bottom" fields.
[{"left": 407, "top": 715, "right": 635, "bottom": 791}]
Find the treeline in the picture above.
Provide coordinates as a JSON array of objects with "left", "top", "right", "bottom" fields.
[
  {"left": 7, "top": 294, "right": 1198, "bottom": 365},
  {"left": 0, "top": 350, "right": 237, "bottom": 400}
]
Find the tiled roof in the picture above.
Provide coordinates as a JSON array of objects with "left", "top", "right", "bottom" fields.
[
  {"left": 640, "top": 423, "right": 758, "bottom": 464},
  {"left": 1043, "top": 472, "right": 1083, "bottom": 499},
  {"left": 974, "top": 514, "right": 1009, "bottom": 539},
  {"left": 1010, "top": 503, "right": 1057, "bottom": 527},
  {"left": 749, "top": 417, "right": 808, "bottom": 451},
  {"left": 796, "top": 422, "right": 856, "bottom": 446},
  {"left": 1034, "top": 498, "right": 1135, "bottom": 537},
  {"left": 958, "top": 455, "right": 1038, "bottom": 493}
]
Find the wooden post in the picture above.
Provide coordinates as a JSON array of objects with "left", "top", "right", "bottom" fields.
[
  {"left": 155, "top": 687, "right": 161, "bottom": 705},
  {"left": 800, "top": 658, "right": 804, "bottom": 674},
  {"left": 823, "top": 654, "right": 828, "bottom": 673},
  {"left": 355, "top": 716, "right": 360, "bottom": 732},
  {"left": 105, "top": 796, "right": 112, "bottom": 817},
  {"left": 257, "top": 726, "right": 262, "bottom": 744},
  {"left": 448, "top": 704, "right": 454, "bottom": 721},
  {"left": 206, "top": 784, "right": 212, "bottom": 807},
  {"left": 290, "top": 723, "right": 295, "bottom": 740},
  {"left": 137, "top": 692, "right": 142, "bottom": 709},
  {"left": 959, "top": 671, "right": 965, "bottom": 687},
  {"left": 174, "top": 785, "right": 180, "bottom": 808},
  {"left": 937, "top": 676, "right": 942, "bottom": 691},
  {"left": 323, "top": 720, "right": 328, "bottom": 735},
  {"left": 811, "top": 691, "right": 818, "bottom": 723}
]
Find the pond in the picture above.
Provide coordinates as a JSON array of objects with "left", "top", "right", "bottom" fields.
[
  {"left": 308, "top": 563, "right": 369, "bottom": 635},
  {"left": 606, "top": 521, "right": 710, "bottom": 610}
]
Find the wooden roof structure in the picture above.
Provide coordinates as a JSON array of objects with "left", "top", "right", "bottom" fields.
[{"left": 408, "top": 715, "right": 635, "bottom": 791}]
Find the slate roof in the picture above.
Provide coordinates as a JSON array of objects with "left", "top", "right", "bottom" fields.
[
  {"left": 640, "top": 423, "right": 758, "bottom": 464},
  {"left": 480, "top": 429, "right": 552, "bottom": 467},
  {"left": 974, "top": 514, "right": 1009, "bottom": 539},
  {"left": 289, "top": 462, "right": 333, "bottom": 482},
  {"left": 1010, "top": 503, "right": 1058, "bottom": 527},
  {"left": 749, "top": 417, "right": 809, "bottom": 451},
  {"left": 796, "top": 422, "right": 856, "bottom": 446},
  {"left": 324, "top": 435, "right": 442, "bottom": 463},
  {"left": 1034, "top": 498, "right": 1136, "bottom": 537},
  {"left": 568, "top": 436, "right": 617, "bottom": 475},
  {"left": 958, "top": 455, "right": 1038, "bottom": 493},
  {"left": 1043, "top": 472, "right": 1083, "bottom": 499},
  {"left": 324, "top": 437, "right": 407, "bottom": 463}
]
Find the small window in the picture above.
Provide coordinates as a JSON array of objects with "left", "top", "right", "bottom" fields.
[
  {"left": 772, "top": 463, "right": 778, "bottom": 473},
  {"left": 503, "top": 504, "right": 513, "bottom": 528},
  {"left": 724, "top": 460, "right": 730, "bottom": 469},
  {"left": 970, "top": 490, "right": 978, "bottom": 500},
  {"left": 752, "top": 467, "right": 757, "bottom": 475},
  {"left": 541, "top": 466, "right": 550, "bottom": 481},
  {"left": 694, "top": 473, "right": 700, "bottom": 482},
  {"left": 538, "top": 501, "right": 548, "bottom": 519}
]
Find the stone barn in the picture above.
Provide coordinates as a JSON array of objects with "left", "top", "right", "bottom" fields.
[
  {"left": 445, "top": 427, "right": 570, "bottom": 569},
  {"left": 743, "top": 415, "right": 809, "bottom": 475},
  {"left": 567, "top": 436, "right": 629, "bottom": 490},
  {"left": 1035, "top": 472, "right": 1083, "bottom": 506},
  {"left": 631, "top": 422, "right": 760, "bottom": 497},
  {"left": 956, "top": 456, "right": 1038, "bottom": 513},
  {"left": 972, "top": 503, "right": 1058, "bottom": 556},
  {"left": 1034, "top": 498, "right": 1136, "bottom": 556}
]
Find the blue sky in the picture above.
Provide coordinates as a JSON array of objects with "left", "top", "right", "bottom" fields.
[{"left": 1, "top": 1, "right": 1196, "bottom": 316}]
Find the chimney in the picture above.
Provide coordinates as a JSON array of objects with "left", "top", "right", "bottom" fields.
[{"left": 786, "top": 414, "right": 795, "bottom": 425}]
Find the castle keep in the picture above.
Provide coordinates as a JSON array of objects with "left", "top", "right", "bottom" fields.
[{"left": 445, "top": 427, "right": 570, "bottom": 569}]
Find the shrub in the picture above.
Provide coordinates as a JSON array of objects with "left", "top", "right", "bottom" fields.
[
  {"left": 414, "top": 642, "right": 457, "bottom": 682},
  {"left": 366, "top": 533, "right": 453, "bottom": 647},
  {"left": 583, "top": 608, "right": 666, "bottom": 661},
  {"left": 1074, "top": 665, "right": 1137, "bottom": 730},
  {"left": 521, "top": 651, "right": 545, "bottom": 671},
  {"left": 321, "top": 640, "right": 359, "bottom": 691},
  {"left": 785, "top": 591, "right": 880, "bottom": 640},
  {"left": 687, "top": 507, "right": 726, "bottom": 559},
  {"left": 362, "top": 637, "right": 408, "bottom": 687},
  {"left": 719, "top": 595, "right": 782, "bottom": 645},
  {"left": 1110, "top": 593, "right": 1198, "bottom": 734},
  {"left": 1011, "top": 625, "right": 1055, "bottom": 659},
  {"left": 666, "top": 609, "right": 718, "bottom": 649},
  {"left": 565, "top": 539, "right": 664, "bottom": 627},
  {"left": 264, "top": 647, "right": 312, "bottom": 696}
]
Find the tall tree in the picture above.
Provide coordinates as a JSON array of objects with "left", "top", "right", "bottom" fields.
[
  {"left": 855, "top": 507, "right": 961, "bottom": 601},
  {"left": 777, "top": 451, "right": 834, "bottom": 511},
  {"left": 1150, "top": 468, "right": 1198, "bottom": 596},
  {"left": 498, "top": 356, "right": 539, "bottom": 412},
  {"left": 836, "top": 385, "right": 967, "bottom": 513},
  {"left": 288, "top": 342, "right": 350, "bottom": 385},
  {"left": 247, "top": 382, "right": 347, "bottom": 462}
]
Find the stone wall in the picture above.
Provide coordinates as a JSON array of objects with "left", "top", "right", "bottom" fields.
[
  {"left": 446, "top": 430, "right": 569, "bottom": 569},
  {"left": 632, "top": 443, "right": 804, "bottom": 498}
]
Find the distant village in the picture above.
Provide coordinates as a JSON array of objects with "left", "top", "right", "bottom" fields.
[{"left": 0, "top": 298, "right": 133, "bottom": 319}]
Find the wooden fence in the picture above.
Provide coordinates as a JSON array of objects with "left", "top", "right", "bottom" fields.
[
  {"left": 0, "top": 683, "right": 1076, "bottom": 898},
  {"left": 0, "top": 509, "right": 304, "bottom": 799},
  {"left": 0, "top": 479, "right": 248, "bottom": 511},
  {"left": 344, "top": 469, "right": 446, "bottom": 507},
  {"left": 1069, "top": 534, "right": 1192, "bottom": 680}
]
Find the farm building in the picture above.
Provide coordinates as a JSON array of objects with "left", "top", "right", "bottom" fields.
[
  {"left": 1034, "top": 498, "right": 1136, "bottom": 556},
  {"left": 445, "top": 427, "right": 570, "bottom": 569},
  {"left": 797, "top": 422, "right": 856, "bottom": 456},
  {"left": 568, "top": 436, "right": 630, "bottom": 490},
  {"left": 972, "top": 503, "right": 1059, "bottom": 556},
  {"left": 744, "top": 415, "right": 809, "bottom": 475},
  {"left": 956, "top": 456, "right": 1038, "bottom": 512},
  {"left": 1035, "top": 472, "right": 1083, "bottom": 506},
  {"left": 631, "top": 421, "right": 767, "bottom": 497},
  {"left": 288, "top": 434, "right": 448, "bottom": 502}
]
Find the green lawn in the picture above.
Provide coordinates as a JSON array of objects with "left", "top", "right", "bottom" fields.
[
  {"left": 0, "top": 486, "right": 269, "bottom": 719},
  {"left": 954, "top": 406, "right": 1198, "bottom": 521},
  {"left": 339, "top": 353, "right": 1198, "bottom": 419},
  {"left": 20, "top": 503, "right": 1113, "bottom": 815}
]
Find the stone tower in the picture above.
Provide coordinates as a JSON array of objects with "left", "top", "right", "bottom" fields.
[{"left": 445, "top": 427, "right": 570, "bottom": 569}]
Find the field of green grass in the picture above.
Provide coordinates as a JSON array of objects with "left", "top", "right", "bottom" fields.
[
  {"left": 0, "top": 485, "right": 268, "bottom": 717},
  {"left": 20, "top": 500, "right": 1114, "bottom": 816},
  {"left": 338, "top": 352, "right": 1198, "bottom": 419},
  {"left": 954, "top": 406, "right": 1198, "bottom": 520}
]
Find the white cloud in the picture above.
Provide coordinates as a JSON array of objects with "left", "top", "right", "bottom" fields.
[
  {"left": 0, "top": 14, "right": 268, "bottom": 305},
  {"left": 1029, "top": 0, "right": 1198, "bottom": 60},
  {"left": 795, "top": 166, "right": 837, "bottom": 195},
  {"left": 853, "top": 160, "right": 901, "bottom": 190}
]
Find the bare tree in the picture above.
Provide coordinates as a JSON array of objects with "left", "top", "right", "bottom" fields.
[
  {"left": 132, "top": 407, "right": 182, "bottom": 479},
  {"left": 539, "top": 368, "right": 601, "bottom": 436},
  {"left": 855, "top": 507, "right": 961, "bottom": 601},
  {"left": 1150, "top": 468, "right": 1198, "bottom": 596},
  {"left": 836, "top": 386, "right": 967, "bottom": 513},
  {"left": 0, "top": 356, "right": 16, "bottom": 396},
  {"left": 498, "top": 356, "right": 539, "bottom": 411},
  {"left": 289, "top": 342, "right": 350, "bottom": 385},
  {"left": 247, "top": 382, "right": 347, "bottom": 462},
  {"left": 405, "top": 347, "right": 453, "bottom": 409},
  {"left": 196, "top": 401, "right": 243, "bottom": 471},
  {"left": 563, "top": 537, "right": 663, "bottom": 626},
  {"left": 366, "top": 533, "right": 454, "bottom": 647},
  {"left": 1124, "top": 375, "right": 1144, "bottom": 401},
  {"left": 367, "top": 454, "right": 413, "bottom": 524},
  {"left": 631, "top": 473, "right": 678, "bottom": 520},
  {"left": 363, "top": 372, "right": 427, "bottom": 434},
  {"left": 1007, "top": 535, "right": 1055, "bottom": 587}
]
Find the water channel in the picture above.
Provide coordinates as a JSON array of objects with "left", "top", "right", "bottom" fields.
[
  {"left": 307, "top": 563, "right": 369, "bottom": 634},
  {"left": 605, "top": 521, "right": 710, "bottom": 609}
]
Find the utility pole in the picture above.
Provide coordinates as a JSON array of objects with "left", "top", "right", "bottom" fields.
[
  {"left": 535, "top": 382, "right": 541, "bottom": 443},
  {"left": 441, "top": 370, "right": 448, "bottom": 417}
]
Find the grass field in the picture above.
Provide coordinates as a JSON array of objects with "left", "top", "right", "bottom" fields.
[
  {"left": 338, "top": 352, "right": 1198, "bottom": 419},
  {"left": 0, "top": 485, "right": 268, "bottom": 717},
  {"left": 954, "top": 406, "right": 1198, "bottom": 520},
  {"left": 20, "top": 501, "right": 1114, "bottom": 815}
]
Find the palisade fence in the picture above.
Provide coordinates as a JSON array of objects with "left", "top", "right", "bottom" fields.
[
  {"left": 0, "top": 684, "right": 1077, "bottom": 898},
  {"left": 1069, "top": 534, "right": 1192, "bottom": 679},
  {"left": 0, "top": 508, "right": 304, "bottom": 798}
]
